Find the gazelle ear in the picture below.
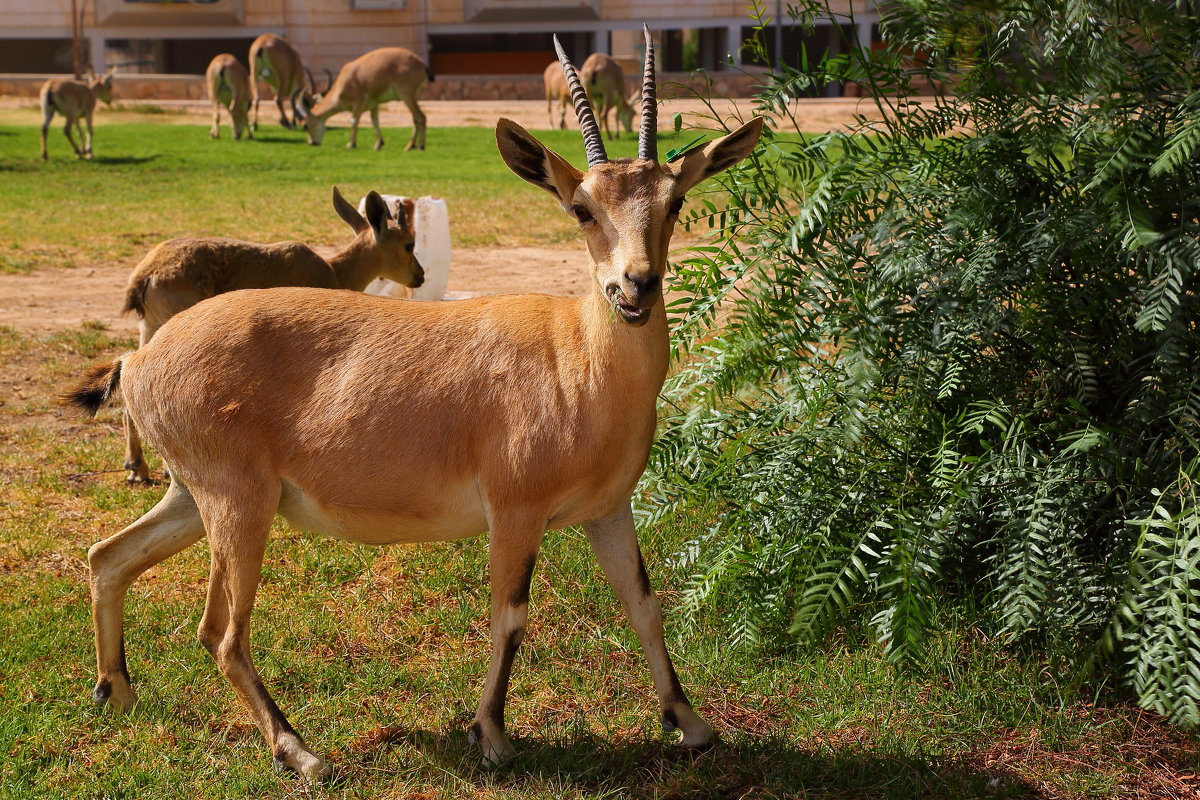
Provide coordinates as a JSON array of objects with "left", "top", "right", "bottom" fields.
[
  {"left": 666, "top": 117, "right": 764, "bottom": 195},
  {"left": 332, "top": 186, "right": 368, "bottom": 234},
  {"left": 362, "top": 191, "right": 391, "bottom": 241},
  {"left": 495, "top": 118, "right": 583, "bottom": 210}
]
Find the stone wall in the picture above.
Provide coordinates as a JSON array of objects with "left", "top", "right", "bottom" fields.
[{"left": 0, "top": 69, "right": 766, "bottom": 103}]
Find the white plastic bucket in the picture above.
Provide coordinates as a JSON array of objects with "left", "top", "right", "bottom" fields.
[{"left": 359, "top": 194, "right": 451, "bottom": 301}]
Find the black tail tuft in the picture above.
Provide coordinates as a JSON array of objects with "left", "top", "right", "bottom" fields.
[
  {"left": 426, "top": 65, "right": 435, "bottom": 84},
  {"left": 60, "top": 359, "right": 123, "bottom": 417},
  {"left": 122, "top": 277, "right": 147, "bottom": 318}
]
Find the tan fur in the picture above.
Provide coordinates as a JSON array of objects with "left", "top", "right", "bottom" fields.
[
  {"left": 205, "top": 54, "right": 252, "bottom": 141},
  {"left": 248, "top": 34, "right": 305, "bottom": 130},
  {"left": 73, "top": 115, "right": 763, "bottom": 782},
  {"left": 543, "top": 61, "right": 569, "bottom": 129},
  {"left": 299, "top": 47, "right": 431, "bottom": 151},
  {"left": 118, "top": 188, "right": 423, "bottom": 483},
  {"left": 39, "top": 71, "right": 113, "bottom": 160},
  {"left": 581, "top": 53, "right": 635, "bottom": 140}
]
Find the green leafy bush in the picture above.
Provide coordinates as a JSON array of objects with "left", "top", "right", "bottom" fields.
[{"left": 651, "top": 0, "right": 1200, "bottom": 725}]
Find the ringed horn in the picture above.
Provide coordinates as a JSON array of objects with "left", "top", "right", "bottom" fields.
[{"left": 553, "top": 24, "right": 658, "bottom": 166}]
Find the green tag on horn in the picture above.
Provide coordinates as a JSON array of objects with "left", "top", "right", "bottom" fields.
[{"left": 665, "top": 135, "right": 706, "bottom": 163}]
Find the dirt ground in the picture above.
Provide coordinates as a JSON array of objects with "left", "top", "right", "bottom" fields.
[{"left": 0, "top": 97, "right": 872, "bottom": 336}]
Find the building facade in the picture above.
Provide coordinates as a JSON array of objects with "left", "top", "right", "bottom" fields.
[{"left": 2, "top": 0, "right": 879, "bottom": 82}]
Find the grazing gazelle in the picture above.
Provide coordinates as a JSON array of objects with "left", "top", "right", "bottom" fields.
[
  {"left": 581, "top": 52, "right": 636, "bottom": 140},
  {"left": 205, "top": 54, "right": 253, "bottom": 140},
  {"left": 543, "top": 60, "right": 569, "bottom": 129},
  {"left": 296, "top": 47, "right": 432, "bottom": 151},
  {"left": 38, "top": 69, "right": 114, "bottom": 161},
  {"left": 117, "top": 187, "right": 423, "bottom": 484},
  {"left": 248, "top": 33, "right": 306, "bottom": 130},
  {"left": 65, "top": 26, "right": 761, "bottom": 782}
]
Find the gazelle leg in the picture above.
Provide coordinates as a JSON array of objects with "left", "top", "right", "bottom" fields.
[
  {"left": 250, "top": 81, "right": 260, "bottom": 131},
  {"left": 83, "top": 112, "right": 94, "bottom": 158},
  {"left": 583, "top": 501, "right": 716, "bottom": 750},
  {"left": 347, "top": 111, "right": 361, "bottom": 149},
  {"left": 469, "top": 513, "right": 543, "bottom": 765},
  {"left": 210, "top": 100, "right": 221, "bottom": 139},
  {"left": 124, "top": 320, "right": 153, "bottom": 484},
  {"left": 403, "top": 95, "right": 426, "bottom": 150},
  {"left": 63, "top": 118, "right": 82, "bottom": 158},
  {"left": 39, "top": 106, "right": 53, "bottom": 160},
  {"left": 369, "top": 107, "right": 384, "bottom": 151},
  {"left": 275, "top": 91, "right": 290, "bottom": 129},
  {"left": 195, "top": 483, "right": 326, "bottom": 782},
  {"left": 89, "top": 478, "right": 207, "bottom": 712}
]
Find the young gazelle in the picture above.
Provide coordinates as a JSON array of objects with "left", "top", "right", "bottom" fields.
[
  {"left": 118, "top": 187, "right": 423, "bottom": 483},
  {"left": 205, "top": 54, "right": 253, "bottom": 140},
  {"left": 38, "top": 69, "right": 114, "bottom": 160},
  {"left": 65, "top": 26, "right": 762, "bottom": 782}
]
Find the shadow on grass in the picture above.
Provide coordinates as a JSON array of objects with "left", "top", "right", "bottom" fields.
[
  {"left": 91, "top": 155, "right": 160, "bottom": 166},
  {"left": 337, "top": 725, "right": 1045, "bottom": 800},
  {"left": 248, "top": 135, "right": 308, "bottom": 145}
]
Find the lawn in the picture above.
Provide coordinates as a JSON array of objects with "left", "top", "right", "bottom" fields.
[
  {"left": 0, "top": 116, "right": 1197, "bottom": 799},
  {"left": 0, "top": 116, "right": 648, "bottom": 271}
]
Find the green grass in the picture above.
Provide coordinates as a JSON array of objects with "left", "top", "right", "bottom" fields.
[
  {"left": 0, "top": 113, "right": 1197, "bottom": 797},
  {"left": 0, "top": 121, "right": 650, "bottom": 266},
  {"left": 0, "top": 329, "right": 1196, "bottom": 799}
]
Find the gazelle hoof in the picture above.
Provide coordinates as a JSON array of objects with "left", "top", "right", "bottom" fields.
[
  {"left": 93, "top": 678, "right": 138, "bottom": 713},
  {"left": 468, "top": 720, "right": 515, "bottom": 766},
  {"left": 272, "top": 742, "right": 329, "bottom": 783}
]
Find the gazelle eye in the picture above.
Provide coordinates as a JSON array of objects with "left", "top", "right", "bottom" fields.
[
  {"left": 572, "top": 204, "right": 594, "bottom": 224},
  {"left": 405, "top": 243, "right": 415, "bottom": 253},
  {"left": 668, "top": 198, "right": 685, "bottom": 216}
]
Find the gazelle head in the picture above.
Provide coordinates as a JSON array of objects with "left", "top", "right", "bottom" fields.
[
  {"left": 496, "top": 26, "right": 762, "bottom": 327},
  {"left": 332, "top": 186, "right": 424, "bottom": 288},
  {"left": 294, "top": 75, "right": 332, "bottom": 145},
  {"left": 89, "top": 68, "right": 115, "bottom": 105}
]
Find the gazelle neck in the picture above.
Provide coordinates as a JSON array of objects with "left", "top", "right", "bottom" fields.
[
  {"left": 326, "top": 235, "right": 379, "bottom": 291},
  {"left": 579, "top": 287, "right": 670, "bottom": 394}
]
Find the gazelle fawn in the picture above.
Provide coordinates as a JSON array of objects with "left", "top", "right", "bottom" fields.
[
  {"left": 39, "top": 69, "right": 114, "bottom": 160},
  {"left": 118, "top": 187, "right": 423, "bottom": 483},
  {"left": 205, "top": 54, "right": 253, "bottom": 140},
  {"left": 66, "top": 26, "right": 761, "bottom": 782}
]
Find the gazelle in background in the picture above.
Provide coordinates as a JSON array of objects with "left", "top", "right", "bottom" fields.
[
  {"left": 117, "top": 187, "right": 423, "bottom": 484},
  {"left": 248, "top": 33, "right": 306, "bottom": 130},
  {"left": 65, "top": 25, "right": 761, "bottom": 782},
  {"left": 543, "top": 60, "right": 569, "bottom": 129},
  {"left": 205, "top": 54, "right": 253, "bottom": 140},
  {"left": 581, "top": 52, "right": 636, "bottom": 139},
  {"left": 296, "top": 47, "right": 432, "bottom": 151},
  {"left": 38, "top": 69, "right": 114, "bottom": 161}
]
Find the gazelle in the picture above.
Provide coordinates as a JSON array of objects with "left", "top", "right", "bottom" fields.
[
  {"left": 38, "top": 69, "right": 114, "bottom": 161},
  {"left": 581, "top": 52, "right": 636, "bottom": 140},
  {"left": 296, "top": 47, "right": 432, "bottom": 151},
  {"left": 118, "top": 187, "right": 423, "bottom": 484},
  {"left": 205, "top": 54, "right": 253, "bottom": 140},
  {"left": 543, "top": 60, "right": 569, "bottom": 129},
  {"left": 248, "top": 33, "right": 307, "bottom": 130},
  {"left": 65, "top": 26, "right": 761, "bottom": 782}
]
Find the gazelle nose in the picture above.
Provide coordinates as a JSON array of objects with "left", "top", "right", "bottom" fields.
[{"left": 622, "top": 272, "right": 660, "bottom": 302}]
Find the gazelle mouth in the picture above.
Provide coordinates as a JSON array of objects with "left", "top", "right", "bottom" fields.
[{"left": 613, "top": 298, "right": 650, "bottom": 324}]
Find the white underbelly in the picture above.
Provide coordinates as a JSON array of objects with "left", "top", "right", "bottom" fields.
[{"left": 277, "top": 480, "right": 487, "bottom": 545}]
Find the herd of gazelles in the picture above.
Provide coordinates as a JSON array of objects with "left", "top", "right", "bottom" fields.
[
  {"left": 40, "top": 32, "right": 643, "bottom": 161},
  {"left": 59, "top": 27, "right": 763, "bottom": 782}
]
